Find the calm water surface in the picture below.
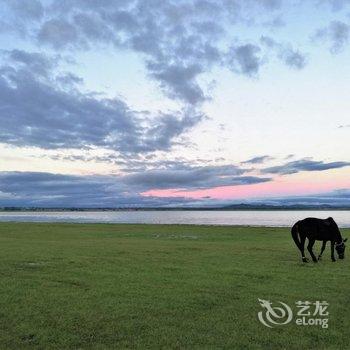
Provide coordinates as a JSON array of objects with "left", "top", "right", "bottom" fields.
[{"left": 0, "top": 210, "right": 349, "bottom": 227}]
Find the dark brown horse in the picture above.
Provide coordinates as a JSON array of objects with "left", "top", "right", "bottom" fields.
[{"left": 291, "top": 217, "right": 347, "bottom": 262}]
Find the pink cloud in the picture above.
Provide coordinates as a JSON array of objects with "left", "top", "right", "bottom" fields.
[{"left": 142, "top": 171, "right": 350, "bottom": 200}]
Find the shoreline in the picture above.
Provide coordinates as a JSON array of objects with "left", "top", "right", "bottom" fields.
[
  {"left": 0, "top": 222, "right": 350, "bottom": 228},
  {"left": 1, "top": 208, "right": 350, "bottom": 212}
]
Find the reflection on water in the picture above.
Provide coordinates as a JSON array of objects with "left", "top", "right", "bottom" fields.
[{"left": 0, "top": 210, "right": 349, "bottom": 227}]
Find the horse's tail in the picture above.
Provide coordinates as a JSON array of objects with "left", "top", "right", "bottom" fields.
[{"left": 291, "top": 221, "right": 301, "bottom": 250}]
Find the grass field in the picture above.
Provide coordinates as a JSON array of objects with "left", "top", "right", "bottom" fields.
[{"left": 0, "top": 223, "right": 349, "bottom": 349}]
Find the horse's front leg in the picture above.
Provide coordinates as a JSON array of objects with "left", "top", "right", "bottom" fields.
[
  {"left": 300, "top": 235, "right": 308, "bottom": 262},
  {"left": 307, "top": 238, "right": 317, "bottom": 262},
  {"left": 318, "top": 240, "right": 327, "bottom": 260},
  {"left": 331, "top": 241, "right": 336, "bottom": 262}
]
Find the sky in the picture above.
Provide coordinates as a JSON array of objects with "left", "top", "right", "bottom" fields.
[{"left": 0, "top": 0, "right": 349, "bottom": 208}]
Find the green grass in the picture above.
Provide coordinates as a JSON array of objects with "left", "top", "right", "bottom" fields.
[{"left": 0, "top": 223, "right": 349, "bottom": 349}]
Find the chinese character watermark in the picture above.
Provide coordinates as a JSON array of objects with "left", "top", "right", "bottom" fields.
[{"left": 257, "top": 299, "right": 329, "bottom": 328}]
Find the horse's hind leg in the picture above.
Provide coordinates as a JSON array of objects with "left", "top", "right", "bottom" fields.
[
  {"left": 300, "top": 235, "right": 308, "bottom": 262},
  {"left": 331, "top": 241, "right": 336, "bottom": 262},
  {"left": 318, "top": 241, "right": 326, "bottom": 260},
  {"left": 307, "top": 238, "right": 317, "bottom": 262}
]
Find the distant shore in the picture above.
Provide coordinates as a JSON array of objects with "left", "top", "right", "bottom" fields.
[{"left": 1, "top": 205, "right": 350, "bottom": 212}]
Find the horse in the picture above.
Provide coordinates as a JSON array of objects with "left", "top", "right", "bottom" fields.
[{"left": 291, "top": 217, "right": 347, "bottom": 263}]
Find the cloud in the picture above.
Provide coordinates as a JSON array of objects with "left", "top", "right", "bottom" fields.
[
  {"left": 4, "top": 49, "right": 58, "bottom": 77},
  {"left": 0, "top": 49, "right": 202, "bottom": 154},
  {"left": 279, "top": 48, "right": 307, "bottom": 69},
  {"left": 338, "top": 124, "right": 350, "bottom": 128},
  {"left": 260, "top": 36, "right": 307, "bottom": 69},
  {"left": 34, "top": 1, "right": 225, "bottom": 106},
  {"left": 145, "top": 109, "right": 204, "bottom": 150},
  {"left": 314, "top": 20, "right": 350, "bottom": 53},
  {"left": 227, "top": 44, "right": 263, "bottom": 76},
  {"left": 0, "top": 171, "right": 184, "bottom": 208},
  {"left": 263, "top": 16, "right": 285, "bottom": 29},
  {"left": 146, "top": 62, "right": 207, "bottom": 105},
  {"left": 0, "top": 167, "right": 271, "bottom": 207},
  {"left": 324, "top": 0, "right": 350, "bottom": 11},
  {"left": 241, "top": 155, "right": 274, "bottom": 164},
  {"left": 259, "top": 0, "right": 282, "bottom": 10},
  {"left": 1, "top": 170, "right": 348, "bottom": 208},
  {"left": 261, "top": 158, "right": 350, "bottom": 175},
  {"left": 123, "top": 164, "right": 270, "bottom": 190},
  {"left": 1, "top": 0, "right": 308, "bottom": 108},
  {"left": 38, "top": 154, "right": 221, "bottom": 174},
  {"left": 0, "top": 1, "right": 312, "bottom": 162},
  {"left": 7, "top": 0, "right": 44, "bottom": 21},
  {"left": 38, "top": 19, "right": 79, "bottom": 49}
]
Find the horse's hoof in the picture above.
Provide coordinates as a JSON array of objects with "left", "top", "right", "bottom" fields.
[
  {"left": 302, "top": 258, "right": 309, "bottom": 263},
  {"left": 313, "top": 259, "right": 318, "bottom": 263},
  {"left": 318, "top": 256, "right": 322, "bottom": 261},
  {"left": 332, "top": 259, "right": 336, "bottom": 262}
]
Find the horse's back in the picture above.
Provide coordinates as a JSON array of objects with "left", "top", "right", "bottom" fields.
[
  {"left": 297, "top": 217, "right": 336, "bottom": 240},
  {"left": 298, "top": 217, "right": 323, "bottom": 230}
]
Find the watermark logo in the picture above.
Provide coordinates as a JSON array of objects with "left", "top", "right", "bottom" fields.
[
  {"left": 257, "top": 299, "right": 293, "bottom": 328},
  {"left": 257, "top": 299, "right": 329, "bottom": 328}
]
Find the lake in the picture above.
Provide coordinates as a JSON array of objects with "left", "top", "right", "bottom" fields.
[{"left": 0, "top": 210, "right": 349, "bottom": 227}]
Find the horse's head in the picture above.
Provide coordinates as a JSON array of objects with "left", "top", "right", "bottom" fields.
[{"left": 336, "top": 238, "right": 348, "bottom": 259}]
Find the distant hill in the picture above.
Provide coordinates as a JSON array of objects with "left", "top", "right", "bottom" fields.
[
  {"left": 0, "top": 204, "right": 350, "bottom": 211},
  {"left": 219, "top": 204, "right": 350, "bottom": 211}
]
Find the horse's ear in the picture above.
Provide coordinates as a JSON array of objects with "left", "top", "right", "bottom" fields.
[{"left": 344, "top": 238, "right": 348, "bottom": 242}]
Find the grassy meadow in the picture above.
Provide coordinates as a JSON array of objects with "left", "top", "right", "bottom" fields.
[{"left": 0, "top": 222, "right": 349, "bottom": 349}]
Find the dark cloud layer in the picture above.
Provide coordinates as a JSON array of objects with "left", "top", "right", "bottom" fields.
[
  {"left": 261, "top": 158, "right": 350, "bottom": 175},
  {"left": 123, "top": 165, "right": 270, "bottom": 190},
  {"left": 0, "top": 171, "right": 180, "bottom": 207},
  {"left": 0, "top": 49, "right": 203, "bottom": 154},
  {"left": 0, "top": 167, "right": 271, "bottom": 207},
  {"left": 1, "top": 170, "right": 349, "bottom": 208}
]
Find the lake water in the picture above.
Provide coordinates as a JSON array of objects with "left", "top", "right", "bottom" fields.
[{"left": 0, "top": 210, "right": 349, "bottom": 227}]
